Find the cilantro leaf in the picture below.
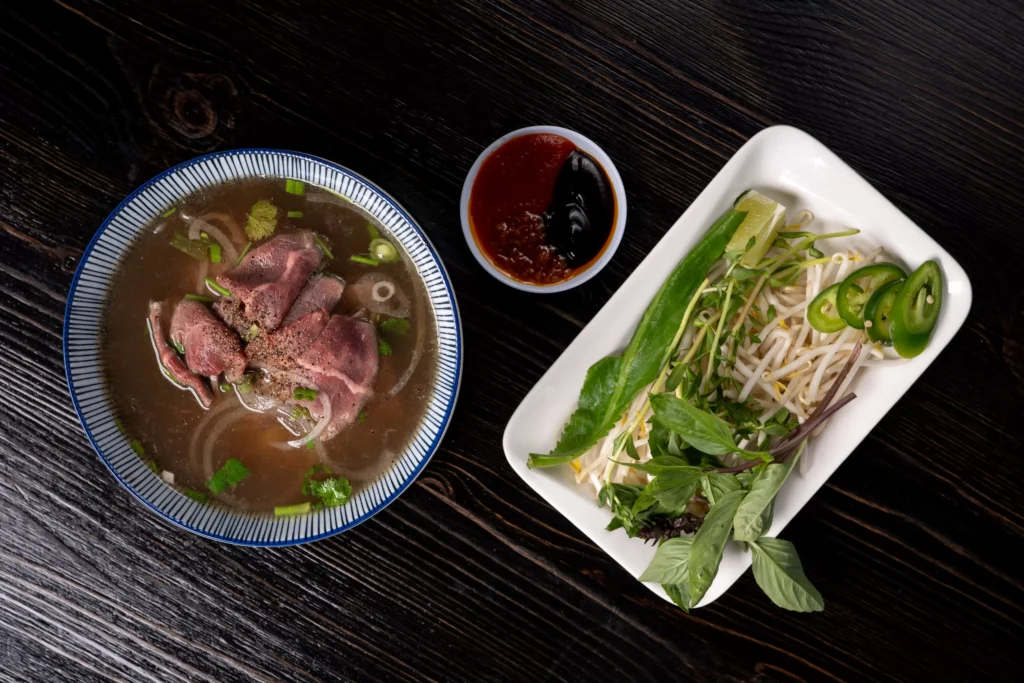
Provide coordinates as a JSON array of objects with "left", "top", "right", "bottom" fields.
[
  {"left": 206, "top": 458, "right": 250, "bottom": 495},
  {"left": 380, "top": 317, "right": 410, "bottom": 336},
  {"left": 245, "top": 200, "right": 278, "bottom": 241}
]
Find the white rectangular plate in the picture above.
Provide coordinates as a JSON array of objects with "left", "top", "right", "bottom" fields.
[{"left": 503, "top": 125, "right": 972, "bottom": 607}]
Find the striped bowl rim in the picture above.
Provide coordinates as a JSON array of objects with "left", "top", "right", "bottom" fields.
[{"left": 63, "top": 149, "right": 462, "bottom": 546}]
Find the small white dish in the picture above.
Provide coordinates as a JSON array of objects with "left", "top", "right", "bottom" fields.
[
  {"left": 459, "top": 125, "right": 627, "bottom": 293},
  {"left": 503, "top": 125, "right": 972, "bottom": 606}
]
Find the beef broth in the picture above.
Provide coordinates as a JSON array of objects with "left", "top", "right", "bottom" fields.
[{"left": 102, "top": 179, "right": 438, "bottom": 513}]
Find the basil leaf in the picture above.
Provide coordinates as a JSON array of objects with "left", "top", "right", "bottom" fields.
[
  {"left": 663, "top": 583, "right": 691, "bottom": 612},
  {"left": 750, "top": 537, "right": 824, "bottom": 612},
  {"left": 688, "top": 489, "right": 746, "bottom": 606},
  {"left": 701, "top": 472, "right": 743, "bottom": 506},
  {"left": 733, "top": 462, "right": 793, "bottom": 542},
  {"left": 665, "top": 362, "right": 687, "bottom": 392},
  {"left": 528, "top": 210, "right": 746, "bottom": 468},
  {"left": 600, "top": 484, "right": 647, "bottom": 536},
  {"left": 527, "top": 356, "right": 620, "bottom": 467},
  {"left": 651, "top": 393, "right": 740, "bottom": 456},
  {"left": 632, "top": 469, "right": 702, "bottom": 515},
  {"left": 638, "top": 537, "right": 692, "bottom": 584}
]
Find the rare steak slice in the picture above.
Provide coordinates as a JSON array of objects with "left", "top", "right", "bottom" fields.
[
  {"left": 281, "top": 275, "right": 345, "bottom": 327},
  {"left": 215, "top": 232, "right": 323, "bottom": 331},
  {"left": 294, "top": 315, "right": 379, "bottom": 442},
  {"left": 148, "top": 301, "right": 214, "bottom": 408},
  {"left": 169, "top": 299, "right": 247, "bottom": 383},
  {"left": 246, "top": 309, "right": 330, "bottom": 372}
]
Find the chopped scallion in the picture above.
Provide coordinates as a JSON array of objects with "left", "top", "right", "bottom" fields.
[
  {"left": 184, "top": 489, "right": 207, "bottom": 503},
  {"left": 379, "top": 317, "right": 410, "bottom": 336},
  {"left": 161, "top": 207, "right": 177, "bottom": 218},
  {"left": 146, "top": 459, "right": 158, "bottom": 473},
  {"left": 130, "top": 439, "right": 145, "bottom": 456},
  {"left": 185, "top": 293, "right": 214, "bottom": 303},
  {"left": 287, "top": 210, "right": 303, "bottom": 218},
  {"left": 285, "top": 179, "right": 306, "bottom": 195},
  {"left": 114, "top": 417, "right": 125, "bottom": 433},
  {"left": 350, "top": 254, "right": 379, "bottom": 266},
  {"left": 366, "top": 221, "right": 380, "bottom": 241},
  {"left": 306, "top": 441, "right": 316, "bottom": 451},
  {"left": 293, "top": 386, "right": 318, "bottom": 402},
  {"left": 169, "top": 337, "right": 185, "bottom": 355},
  {"left": 290, "top": 405, "right": 311, "bottom": 420},
  {"left": 275, "top": 502, "right": 312, "bottom": 516},
  {"left": 209, "top": 243, "right": 222, "bottom": 263},
  {"left": 358, "top": 411, "right": 366, "bottom": 423},
  {"left": 315, "top": 235, "right": 334, "bottom": 260},
  {"left": 370, "top": 239, "right": 399, "bottom": 263},
  {"left": 235, "top": 241, "right": 253, "bottom": 266},
  {"left": 378, "top": 339, "right": 392, "bottom": 356},
  {"left": 205, "top": 277, "right": 232, "bottom": 297}
]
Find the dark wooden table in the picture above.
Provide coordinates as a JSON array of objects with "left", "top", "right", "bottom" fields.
[{"left": 2, "top": 1, "right": 1022, "bottom": 681}]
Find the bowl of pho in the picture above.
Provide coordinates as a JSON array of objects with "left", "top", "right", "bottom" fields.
[{"left": 64, "top": 149, "right": 462, "bottom": 545}]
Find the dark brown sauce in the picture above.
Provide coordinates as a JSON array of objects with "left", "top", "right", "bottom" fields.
[
  {"left": 101, "top": 179, "right": 438, "bottom": 513},
  {"left": 468, "top": 133, "right": 616, "bottom": 285}
]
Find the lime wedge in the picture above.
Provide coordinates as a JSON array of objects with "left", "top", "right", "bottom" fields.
[{"left": 726, "top": 190, "right": 787, "bottom": 267}]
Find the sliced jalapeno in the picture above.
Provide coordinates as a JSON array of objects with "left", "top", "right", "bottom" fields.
[
  {"left": 808, "top": 282, "right": 861, "bottom": 333},
  {"left": 890, "top": 260, "right": 942, "bottom": 358},
  {"left": 863, "top": 279, "right": 903, "bottom": 344},
  {"left": 836, "top": 263, "right": 907, "bottom": 329}
]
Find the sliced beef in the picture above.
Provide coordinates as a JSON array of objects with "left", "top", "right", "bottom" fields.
[
  {"left": 170, "top": 299, "right": 247, "bottom": 383},
  {"left": 148, "top": 301, "right": 214, "bottom": 408},
  {"left": 295, "top": 315, "right": 379, "bottom": 441},
  {"left": 215, "top": 231, "right": 323, "bottom": 331},
  {"left": 213, "top": 296, "right": 250, "bottom": 337},
  {"left": 246, "top": 308, "right": 330, "bottom": 372},
  {"left": 281, "top": 275, "right": 345, "bottom": 327}
]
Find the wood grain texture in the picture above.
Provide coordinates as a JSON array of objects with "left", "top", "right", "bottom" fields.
[{"left": 1, "top": 0, "right": 1022, "bottom": 681}]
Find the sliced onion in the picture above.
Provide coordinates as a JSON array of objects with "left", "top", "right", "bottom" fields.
[
  {"left": 188, "top": 218, "right": 239, "bottom": 265},
  {"left": 373, "top": 281, "right": 395, "bottom": 303},
  {"left": 198, "top": 211, "right": 243, "bottom": 244},
  {"left": 287, "top": 393, "right": 331, "bottom": 449},
  {"left": 195, "top": 260, "right": 209, "bottom": 294},
  {"left": 233, "top": 382, "right": 277, "bottom": 413},
  {"left": 388, "top": 278, "right": 428, "bottom": 397},
  {"left": 188, "top": 398, "right": 240, "bottom": 471},
  {"left": 348, "top": 273, "right": 410, "bottom": 318},
  {"left": 200, "top": 407, "right": 251, "bottom": 507}
]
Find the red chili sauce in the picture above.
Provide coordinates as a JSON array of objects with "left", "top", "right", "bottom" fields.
[{"left": 468, "top": 133, "right": 616, "bottom": 286}]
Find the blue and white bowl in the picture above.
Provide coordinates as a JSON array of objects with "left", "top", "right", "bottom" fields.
[{"left": 64, "top": 149, "right": 462, "bottom": 545}]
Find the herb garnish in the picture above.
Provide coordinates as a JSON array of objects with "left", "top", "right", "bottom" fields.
[
  {"left": 206, "top": 458, "right": 250, "bottom": 496},
  {"left": 302, "top": 465, "right": 352, "bottom": 508},
  {"left": 245, "top": 199, "right": 278, "bottom": 240}
]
